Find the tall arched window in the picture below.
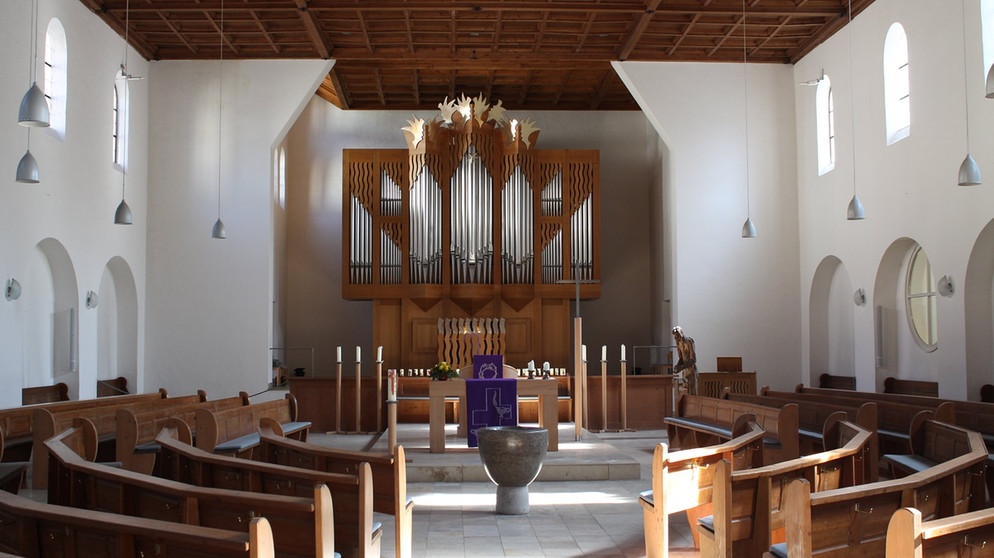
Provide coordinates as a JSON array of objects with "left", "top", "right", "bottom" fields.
[
  {"left": 113, "top": 74, "right": 129, "bottom": 171},
  {"left": 43, "top": 18, "right": 68, "bottom": 140},
  {"left": 883, "top": 22, "right": 910, "bottom": 145},
  {"left": 906, "top": 246, "right": 937, "bottom": 351},
  {"left": 816, "top": 75, "right": 835, "bottom": 175},
  {"left": 982, "top": 0, "right": 994, "bottom": 80}
]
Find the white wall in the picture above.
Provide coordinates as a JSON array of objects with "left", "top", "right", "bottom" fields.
[
  {"left": 144, "top": 59, "right": 331, "bottom": 398},
  {"left": 281, "top": 101, "right": 661, "bottom": 375},
  {"left": 793, "top": 0, "right": 994, "bottom": 398},
  {"left": 615, "top": 61, "right": 803, "bottom": 389},
  {"left": 0, "top": 0, "right": 148, "bottom": 406}
]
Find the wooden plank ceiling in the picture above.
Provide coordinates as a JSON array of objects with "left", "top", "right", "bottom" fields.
[{"left": 80, "top": 0, "right": 876, "bottom": 111}]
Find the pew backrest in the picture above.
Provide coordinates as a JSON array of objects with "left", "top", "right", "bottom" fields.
[
  {"left": 195, "top": 393, "right": 310, "bottom": 456},
  {"left": 0, "top": 489, "right": 275, "bottom": 558},
  {"left": 885, "top": 377, "right": 939, "bottom": 397},
  {"left": 818, "top": 373, "right": 856, "bottom": 390},
  {"left": 21, "top": 383, "right": 69, "bottom": 405},
  {"left": 96, "top": 376, "right": 129, "bottom": 397}
]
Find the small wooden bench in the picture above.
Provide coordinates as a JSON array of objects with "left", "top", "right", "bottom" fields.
[
  {"left": 30, "top": 390, "right": 205, "bottom": 488},
  {"left": 257, "top": 419, "right": 412, "bottom": 558},
  {"left": 886, "top": 506, "right": 994, "bottom": 557},
  {"left": 699, "top": 420, "right": 874, "bottom": 557},
  {"left": 155, "top": 427, "right": 380, "bottom": 558},
  {"left": 0, "top": 489, "right": 275, "bottom": 558},
  {"left": 772, "top": 422, "right": 988, "bottom": 557},
  {"left": 21, "top": 382, "right": 69, "bottom": 405},
  {"left": 46, "top": 422, "right": 338, "bottom": 558},
  {"left": 195, "top": 394, "right": 311, "bottom": 457},
  {"left": 666, "top": 394, "right": 799, "bottom": 464},
  {"left": 640, "top": 417, "right": 766, "bottom": 558},
  {"left": 115, "top": 391, "right": 250, "bottom": 473},
  {"left": 885, "top": 377, "right": 939, "bottom": 397},
  {"left": 818, "top": 373, "right": 855, "bottom": 390},
  {"left": 96, "top": 376, "right": 130, "bottom": 397},
  {"left": 882, "top": 417, "right": 979, "bottom": 478}
]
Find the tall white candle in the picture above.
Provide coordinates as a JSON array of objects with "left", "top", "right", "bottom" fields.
[
  {"left": 377, "top": 346, "right": 383, "bottom": 362},
  {"left": 543, "top": 361, "right": 551, "bottom": 372},
  {"left": 528, "top": 360, "right": 535, "bottom": 371},
  {"left": 387, "top": 369, "right": 397, "bottom": 402},
  {"left": 581, "top": 344, "right": 587, "bottom": 361},
  {"left": 621, "top": 344, "right": 626, "bottom": 361},
  {"left": 356, "top": 346, "right": 361, "bottom": 362},
  {"left": 336, "top": 346, "right": 342, "bottom": 363},
  {"left": 601, "top": 345, "right": 607, "bottom": 362}
]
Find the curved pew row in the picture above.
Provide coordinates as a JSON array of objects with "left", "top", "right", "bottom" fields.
[
  {"left": 640, "top": 417, "right": 767, "bottom": 558},
  {"left": 45, "top": 422, "right": 337, "bottom": 558},
  {"left": 698, "top": 420, "right": 874, "bottom": 557},
  {"left": 155, "top": 427, "right": 380, "bottom": 558},
  {"left": 0, "top": 489, "right": 275, "bottom": 558},
  {"left": 772, "top": 420, "right": 988, "bottom": 557},
  {"left": 256, "top": 418, "right": 413, "bottom": 558},
  {"left": 194, "top": 394, "right": 311, "bottom": 458},
  {"left": 887, "top": 506, "right": 994, "bottom": 557}
]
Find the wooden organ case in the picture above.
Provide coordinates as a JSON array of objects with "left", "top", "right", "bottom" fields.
[{"left": 343, "top": 95, "right": 600, "bottom": 371}]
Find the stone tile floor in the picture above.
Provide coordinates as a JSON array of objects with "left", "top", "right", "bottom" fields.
[{"left": 309, "top": 427, "right": 699, "bottom": 557}]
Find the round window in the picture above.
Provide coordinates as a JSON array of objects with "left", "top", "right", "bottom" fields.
[{"left": 905, "top": 246, "right": 937, "bottom": 351}]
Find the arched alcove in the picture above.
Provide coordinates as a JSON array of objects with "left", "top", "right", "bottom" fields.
[
  {"left": 873, "top": 237, "right": 939, "bottom": 391},
  {"left": 964, "top": 219, "right": 994, "bottom": 401},
  {"left": 22, "top": 238, "right": 80, "bottom": 398},
  {"left": 809, "top": 255, "right": 855, "bottom": 386},
  {"left": 97, "top": 257, "right": 139, "bottom": 392}
]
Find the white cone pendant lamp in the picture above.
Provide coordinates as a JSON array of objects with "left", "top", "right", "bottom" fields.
[
  {"left": 959, "top": 0, "right": 981, "bottom": 186},
  {"left": 739, "top": 0, "right": 756, "bottom": 238},
  {"left": 115, "top": 199, "right": 133, "bottom": 225},
  {"left": 741, "top": 217, "right": 756, "bottom": 238},
  {"left": 847, "top": 193, "right": 865, "bottom": 220},
  {"left": 211, "top": 0, "right": 227, "bottom": 239},
  {"left": 959, "top": 154, "right": 981, "bottom": 186},
  {"left": 16, "top": 150, "right": 40, "bottom": 183},
  {"left": 844, "top": 0, "right": 865, "bottom": 221},
  {"left": 19, "top": 82, "right": 50, "bottom": 127}
]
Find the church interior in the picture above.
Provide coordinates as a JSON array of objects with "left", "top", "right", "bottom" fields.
[{"left": 3, "top": 0, "right": 994, "bottom": 556}]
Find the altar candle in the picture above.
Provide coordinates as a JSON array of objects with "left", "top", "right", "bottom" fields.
[
  {"left": 601, "top": 345, "right": 607, "bottom": 362},
  {"left": 528, "top": 360, "right": 535, "bottom": 371},
  {"left": 621, "top": 344, "right": 626, "bottom": 361},
  {"left": 387, "top": 369, "right": 397, "bottom": 402},
  {"left": 581, "top": 344, "right": 587, "bottom": 362},
  {"left": 377, "top": 346, "right": 383, "bottom": 362},
  {"left": 543, "top": 361, "right": 551, "bottom": 372},
  {"left": 336, "top": 346, "right": 342, "bottom": 363},
  {"left": 356, "top": 346, "right": 361, "bottom": 362}
]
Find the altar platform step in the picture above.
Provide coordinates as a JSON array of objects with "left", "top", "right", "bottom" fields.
[{"left": 367, "top": 422, "right": 642, "bottom": 483}]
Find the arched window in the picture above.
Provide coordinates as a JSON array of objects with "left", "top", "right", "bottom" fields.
[
  {"left": 816, "top": 75, "right": 835, "bottom": 175},
  {"left": 883, "top": 22, "right": 910, "bottom": 145},
  {"left": 276, "top": 146, "right": 287, "bottom": 209},
  {"left": 113, "top": 74, "right": 129, "bottom": 171},
  {"left": 43, "top": 18, "right": 67, "bottom": 140},
  {"left": 906, "top": 246, "right": 937, "bottom": 351},
  {"left": 982, "top": 0, "right": 994, "bottom": 80}
]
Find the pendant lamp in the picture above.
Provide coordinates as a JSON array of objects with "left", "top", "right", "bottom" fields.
[
  {"left": 16, "top": 129, "right": 39, "bottom": 183},
  {"left": 845, "top": 0, "right": 865, "bottom": 220},
  {"left": 958, "top": 0, "right": 981, "bottom": 185},
  {"left": 115, "top": 0, "right": 135, "bottom": 224},
  {"left": 211, "top": 0, "right": 227, "bottom": 239},
  {"left": 740, "top": 0, "right": 756, "bottom": 238},
  {"left": 19, "top": 0, "right": 49, "bottom": 127}
]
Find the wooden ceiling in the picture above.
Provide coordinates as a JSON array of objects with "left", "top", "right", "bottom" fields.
[{"left": 81, "top": 0, "right": 876, "bottom": 111}]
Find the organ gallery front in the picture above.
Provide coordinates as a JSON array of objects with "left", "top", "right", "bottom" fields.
[{"left": 343, "top": 95, "right": 600, "bottom": 371}]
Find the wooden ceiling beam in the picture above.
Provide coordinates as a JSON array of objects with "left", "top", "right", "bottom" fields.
[
  {"left": 293, "top": 0, "right": 332, "bottom": 58},
  {"left": 78, "top": 0, "right": 158, "bottom": 59},
  {"left": 326, "top": 67, "right": 351, "bottom": 109},
  {"left": 247, "top": 10, "right": 281, "bottom": 54},
  {"left": 617, "top": 0, "right": 662, "bottom": 61}
]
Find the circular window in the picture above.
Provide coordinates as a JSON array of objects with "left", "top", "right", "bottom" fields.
[{"left": 905, "top": 246, "right": 937, "bottom": 351}]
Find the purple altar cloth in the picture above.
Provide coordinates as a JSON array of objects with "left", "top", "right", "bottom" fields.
[{"left": 466, "top": 378, "right": 518, "bottom": 447}]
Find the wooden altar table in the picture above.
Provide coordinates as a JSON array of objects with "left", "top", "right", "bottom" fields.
[{"left": 429, "top": 378, "right": 559, "bottom": 453}]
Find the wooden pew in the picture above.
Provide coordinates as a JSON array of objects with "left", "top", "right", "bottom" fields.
[
  {"left": 699, "top": 421, "right": 874, "bottom": 557},
  {"left": 0, "top": 390, "right": 168, "bottom": 463},
  {"left": 767, "top": 387, "right": 955, "bottom": 456},
  {"left": 194, "top": 394, "right": 311, "bottom": 457},
  {"left": 115, "top": 392, "right": 250, "bottom": 474},
  {"left": 21, "top": 383, "right": 68, "bottom": 405},
  {"left": 885, "top": 376, "right": 939, "bottom": 397},
  {"left": 818, "top": 373, "right": 855, "bottom": 390},
  {"left": 982, "top": 384, "right": 994, "bottom": 403},
  {"left": 0, "top": 489, "right": 275, "bottom": 558},
  {"left": 97, "top": 376, "right": 129, "bottom": 397},
  {"left": 666, "top": 394, "right": 799, "bottom": 464},
  {"left": 883, "top": 416, "right": 981, "bottom": 478},
  {"left": 46, "top": 423, "right": 336, "bottom": 558},
  {"left": 886, "top": 506, "right": 994, "bottom": 557},
  {"left": 725, "top": 391, "right": 879, "bottom": 481},
  {"left": 30, "top": 390, "right": 205, "bottom": 489},
  {"left": 256, "top": 419, "right": 412, "bottom": 558},
  {"left": 155, "top": 427, "right": 380, "bottom": 558},
  {"left": 640, "top": 417, "right": 766, "bottom": 558},
  {"left": 773, "top": 422, "right": 988, "bottom": 557}
]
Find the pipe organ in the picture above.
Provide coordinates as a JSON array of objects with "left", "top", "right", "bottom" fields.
[{"left": 344, "top": 95, "right": 600, "bottom": 370}]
